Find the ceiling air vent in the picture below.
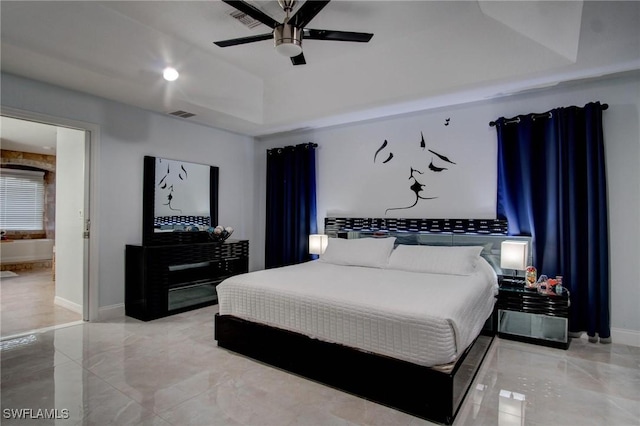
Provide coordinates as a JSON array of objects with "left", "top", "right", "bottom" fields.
[
  {"left": 168, "top": 110, "right": 196, "bottom": 119},
  {"left": 228, "top": 9, "right": 263, "bottom": 29}
]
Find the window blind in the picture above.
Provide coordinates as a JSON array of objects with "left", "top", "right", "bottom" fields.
[{"left": 0, "top": 169, "right": 45, "bottom": 231}]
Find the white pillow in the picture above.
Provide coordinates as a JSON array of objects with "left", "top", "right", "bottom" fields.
[
  {"left": 319, "top": 237, "right": 396, "bottom": 268},
  {"left": 387, "top": 245, "right": 483, "bottom": 275}
]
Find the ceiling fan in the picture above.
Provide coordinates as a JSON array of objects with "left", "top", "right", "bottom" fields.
[{"left": 214, "top": 0, "right": 373, "bottom": 65}]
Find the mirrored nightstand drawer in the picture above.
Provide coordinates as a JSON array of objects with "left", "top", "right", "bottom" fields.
[{"left": 498, "top": 309, "right": 569, "bottom": 348}]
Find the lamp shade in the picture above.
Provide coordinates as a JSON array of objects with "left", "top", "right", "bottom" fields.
[
  {"left": 500, "top": 241, "right": 528, "bottom": 271},
  {"left": 309, "top": 234, "right": 328, "bottom": 255}
]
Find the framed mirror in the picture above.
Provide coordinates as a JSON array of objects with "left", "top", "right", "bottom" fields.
[{"left": 142, "top": 156, "right": 218, "bottom": 245}]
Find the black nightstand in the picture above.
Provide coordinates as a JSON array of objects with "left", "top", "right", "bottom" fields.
[{"left": 497, "top": 277, "right": 571, "bottom": 349}]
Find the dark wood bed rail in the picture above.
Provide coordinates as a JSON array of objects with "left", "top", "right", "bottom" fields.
[{"left": 215, "top": 314, "right": 494, "bottom": 425}]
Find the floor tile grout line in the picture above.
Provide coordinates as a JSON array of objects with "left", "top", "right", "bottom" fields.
[
  {"left": 1, "top": 320, "right": 85, "bottom": 342},
  {"left": 76, "top": 358, "right": 155, "bottom": 424}
]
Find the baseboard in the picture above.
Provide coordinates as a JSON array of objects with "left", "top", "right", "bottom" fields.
[
  {"left": 98, "top": 303, "right": 125, "bottom": 321},
  {"left": 0, "top": 256, "right": 52, "bottom": 263},
  {"left": 54, "top": 296, "right": 82, "bottom": 314},
  {"left": 611, "top": 327, "right": 640, "bottom": 348}
]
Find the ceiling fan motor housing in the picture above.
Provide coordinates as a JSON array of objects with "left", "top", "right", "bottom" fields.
[
  {"left": 277, "top": 0, "right": 297, "bottom": 14},
  {"left": 274, "top": 24, "right": 303, "bottom": 57},
  {"left": 215, "top": 0, "right": 373, "bottom": 65}
]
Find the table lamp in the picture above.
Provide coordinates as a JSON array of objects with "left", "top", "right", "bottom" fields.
[
  {"left": 309, "top": 234, "right": 328, "bottom": 255},
  {"left": 500, "top": 240, "right": 528, "bottom": 285}
]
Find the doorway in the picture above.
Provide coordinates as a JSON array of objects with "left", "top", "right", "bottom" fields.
[{"left": 0, "top": 111, "right": 97, "bottom": 338}]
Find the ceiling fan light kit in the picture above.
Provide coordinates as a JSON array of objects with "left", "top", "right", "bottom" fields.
[
  {"left": 274, "top": 24, "right": 302, "bottom": 57},
  {"left": 214, "top": 0, "right": 373, "bottom": 65}
]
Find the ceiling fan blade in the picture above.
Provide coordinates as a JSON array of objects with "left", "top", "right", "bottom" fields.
[
  {"left": 221, "top": 0, "right": 280, "bottom": 29},
  {"left": 305, "top": 29, "right": 373, "bottom": 43},
  {"left": 291, "top": 52, "right": 306, "bottom": 66},
  {"left": 214, "top": 33, "right": 273, "bottom": 47},
  {"left": 289, "top": 0, "right": 330, "bottom": 28}
]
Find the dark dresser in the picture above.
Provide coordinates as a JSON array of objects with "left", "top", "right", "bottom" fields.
[{"left": 125, "top": 239, "right": 248, "bottom": 321}]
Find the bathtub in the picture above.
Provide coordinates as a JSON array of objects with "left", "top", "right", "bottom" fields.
[{"left": 0, "top": 239, "right": 54, "bottom": 264}]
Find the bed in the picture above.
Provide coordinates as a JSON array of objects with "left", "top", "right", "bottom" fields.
[{"left": 215, "top": 218, "right": 529, "bottom": 424}]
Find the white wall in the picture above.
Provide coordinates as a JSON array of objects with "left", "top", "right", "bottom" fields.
[
  {"left": 2, "top": 71, "right": 638, "bottom": 344},
  {"left": 54, "top": 127, "right": 86, "bottom": 312},
  {"left": 258, "top": 72, "right": 640, "bottom": 344},
  {"left": 1, "top": 73, "right": 257, "bottom": 314}
]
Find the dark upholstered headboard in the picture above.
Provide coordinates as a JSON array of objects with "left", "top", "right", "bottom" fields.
[{"left": 324, "top": 217, "right": 509, "bottom": 236}]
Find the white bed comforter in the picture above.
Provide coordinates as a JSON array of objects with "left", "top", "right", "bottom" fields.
[{"left": 217, "top": 259, "right": 497, "bottom": 367}]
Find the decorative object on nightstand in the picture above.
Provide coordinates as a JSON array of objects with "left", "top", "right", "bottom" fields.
[
  {"left": 536, "top": 275, "right": 549, "bottom": 294},
  {"left": 309, "top": 234, "right": 328, "bottom": 255},
  {"left": 500, "top": 240, "right": 528, "bottom": 285},
  {"left": 525, "top": 265, "right": 537, "bottom": 289},
  {"left": 555, "top": 276, "right": 564, "bottom": 294}
]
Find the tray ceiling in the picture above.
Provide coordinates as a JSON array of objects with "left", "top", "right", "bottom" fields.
[{"left": 1, "top": 1, "right": 638, "bottom": 137}]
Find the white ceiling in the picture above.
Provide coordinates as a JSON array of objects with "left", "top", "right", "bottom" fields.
[
  {"left": 1, "top": 1, "right": 639, "bottom": 139},
  {"left": 1, "top": 116, "right": 58, "bottom": 155}
]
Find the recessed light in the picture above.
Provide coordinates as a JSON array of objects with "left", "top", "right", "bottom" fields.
[{"left": 163, "top": 67, "right": 179, "bottom": 82}]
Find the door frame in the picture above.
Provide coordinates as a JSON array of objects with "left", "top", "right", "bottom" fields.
[{"left": 1, "top": 106, "right": 100, "bottom": 321}]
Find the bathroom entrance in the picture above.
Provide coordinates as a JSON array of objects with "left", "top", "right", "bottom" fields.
[{"left": 0, "top": 115, "right": 92, "bottom": 338}]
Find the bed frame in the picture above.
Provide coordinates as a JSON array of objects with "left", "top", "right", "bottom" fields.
[
  {"left": 215, "top": 314, "right": 493, "bottom": 424},
  {"left": 215, "top": 218, "right": 530, "bottom": 425}
]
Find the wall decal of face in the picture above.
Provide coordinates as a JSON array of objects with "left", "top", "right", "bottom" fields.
[{"left": 374, "top": 131, "right": 457, "bottom": 215}]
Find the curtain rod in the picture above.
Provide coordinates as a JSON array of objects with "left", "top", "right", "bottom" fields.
[
  {"left": 267, "top": 142, "right": 317, "bottom": 154},
  {"left": 489, "top": 103, "right": 609, "bottom": 127}
]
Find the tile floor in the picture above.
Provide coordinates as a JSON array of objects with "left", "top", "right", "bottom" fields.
[
  {"left": 0, "top": 268, "right": 82, "bottom": 337},
  {"left": 1, "top": 305, "right": 639, "bottom": 425}
]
